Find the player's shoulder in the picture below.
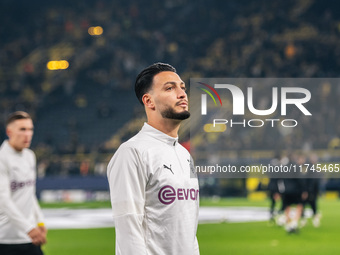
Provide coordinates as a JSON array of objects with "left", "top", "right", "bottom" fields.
[
  {"left": 118, "top": 132, "right": 150, "bottom": 153},
  {"left": 23, "top": 147, "right": 36, "bottom": 159},
  {"left": 177, "top": 142, "right": 191, "bottom": 155},
  {"left": 0, "top": 141, "right": 8, "bottom": 159},
  {"left": 0, "top": 141, "right": 10, "bottom": 169}
]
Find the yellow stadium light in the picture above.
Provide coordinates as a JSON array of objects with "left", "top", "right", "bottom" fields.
[
  {"left": 46, "top": 61, "right": 52, "bottom": 70},
  {"left": 203, "top": 123, "right": 227, "bottom": 133},
  {"left": 47, "top": 61, "right": 57, "bottom": 70},
  {"left": 46, "top": 60, "right": 69, "bottom": 70},
  {"left": 88, "top": 26, "right": 103, "bottom": 36},
  {"left": 59, "top": 60, "right": 69, "bottom": 69},
  {"left": 94, "top": 26, "right": 103, "bottom": 35}
]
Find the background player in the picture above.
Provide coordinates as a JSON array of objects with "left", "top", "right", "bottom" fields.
[
  {"left": 0, "top": 111, "right": 47, "bottom": 255},
  {"left": 281, "top": 155, "right": 307, "bottom": 233},
  {"left": 267, "top": 152, "right": 283, "bottom": 224},
  {"left": 300, "top": 153, "right": 322, "bottom": 228}
]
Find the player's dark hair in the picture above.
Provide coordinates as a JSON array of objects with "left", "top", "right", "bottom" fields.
[
  {"left": 6, "top": 111, "right": 31, "bottom": 127},
  {"left": 135, "top": 62, "right": 176, "bottom": 105}
]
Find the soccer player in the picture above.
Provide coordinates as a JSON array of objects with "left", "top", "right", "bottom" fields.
[
  {"left": 0, "top": 111, "right": 47, "bottom": 255},
  {"left": 281, "top": 156, "right": 307, "bottom": 233},
  {"left": 267, "top": 178, "right": 281, "bottom": 222},
  {"left": 107, "top": 63, "right": 199, "bottom": 254},
  {"left": 281, "top": 177, "right": 307, "bottom": 233},
  {"left": 300, "top": 178, "right": 321, "bottom": 227},
  {"left": 267, "top": 153, "right": 283, "bottom": 223},
  {"left": 300, "top": 154, "right": 322, "bottom": 228}
]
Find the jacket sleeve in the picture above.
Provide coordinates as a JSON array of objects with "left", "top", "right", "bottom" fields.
[
  {"left": 32, "top": 196, "right": 44, "bottom": 224},
  {"left": 194, "top": 235, "right": 200, "bottom": 254},
  {"left": 107, "top": 145, "right": 148, "bottom": 255},
  {"left": 0, "top": 158, "right": 36, "bottom": 234},
  {"left": 31, "top": 152, "right": 45, "bottom": 224}
]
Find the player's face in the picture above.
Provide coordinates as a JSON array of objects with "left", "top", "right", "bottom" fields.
[
  {"left": 7, "top": 119, "right": 34, "bottom": 151},
  {"left": 151, "top": 71, "right": 190, "bottom": 120}
]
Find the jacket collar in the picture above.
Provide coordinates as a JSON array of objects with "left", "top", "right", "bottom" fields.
[
  {"left": 141, "top": 123, "right": 179, "bottom": 146},
  {"left": 2, "top": 140, "right": 23, "bottom": 154}
]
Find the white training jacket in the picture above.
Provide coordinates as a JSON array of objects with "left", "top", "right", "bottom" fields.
[
  {"left": 0, "top": 140, "right": 44, "bottom": 244},
  {"left": 107, "top": 123, "right": 200, "bottom": 255}
]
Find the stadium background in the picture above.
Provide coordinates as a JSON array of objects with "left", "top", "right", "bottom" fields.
[{"left": 1, "top": 0, "right": 340, "bottom": 254}]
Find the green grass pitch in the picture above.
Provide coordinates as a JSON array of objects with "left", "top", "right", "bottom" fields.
[{"left": 41, "top": 198, "right": 339, "bottom": 255}]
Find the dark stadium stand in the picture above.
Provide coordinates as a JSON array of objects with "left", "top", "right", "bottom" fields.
[{"left": 1, "top": 0, "right": 340, "bottom": 196}]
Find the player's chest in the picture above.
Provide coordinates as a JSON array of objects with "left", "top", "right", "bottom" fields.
[
  {"left": 145, "top": 148, "right": 197, "bottom": 190},
  {"left": 144, "top": 148, "right": 199, "bottom": 208},
  {"left": 8, "top": 156, "right": 35, "bottom": 182}
]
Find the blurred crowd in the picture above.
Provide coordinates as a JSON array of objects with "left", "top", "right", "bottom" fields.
[{"left": 1, "top": 0, "right": 340, "bottom": 176}]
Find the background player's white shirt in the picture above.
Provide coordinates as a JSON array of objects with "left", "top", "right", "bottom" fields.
[
  {"left": 107, "top": 123, "right": 200, "bottom": 255},
  {"left": 0, "top": 140, "right": 44, "bottom": 244}
]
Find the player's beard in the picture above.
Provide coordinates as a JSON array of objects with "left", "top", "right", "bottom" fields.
[{"left": 161, "top": 106, "right": 190, "bottom": 120}]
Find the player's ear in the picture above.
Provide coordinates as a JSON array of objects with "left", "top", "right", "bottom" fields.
[
  {"left": 6, "top": 126, "right": 12, "bottom": 138},
  {"left": 142, "top": 94, "right": 155, "bottom": 110}
]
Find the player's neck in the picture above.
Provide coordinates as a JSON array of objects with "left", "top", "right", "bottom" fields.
[
  {"left": 8, "top": 140, "right": 24, "bottom": 152},
  {"left": 147, "top": 118, "right": 180, "bottom": 138}
]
